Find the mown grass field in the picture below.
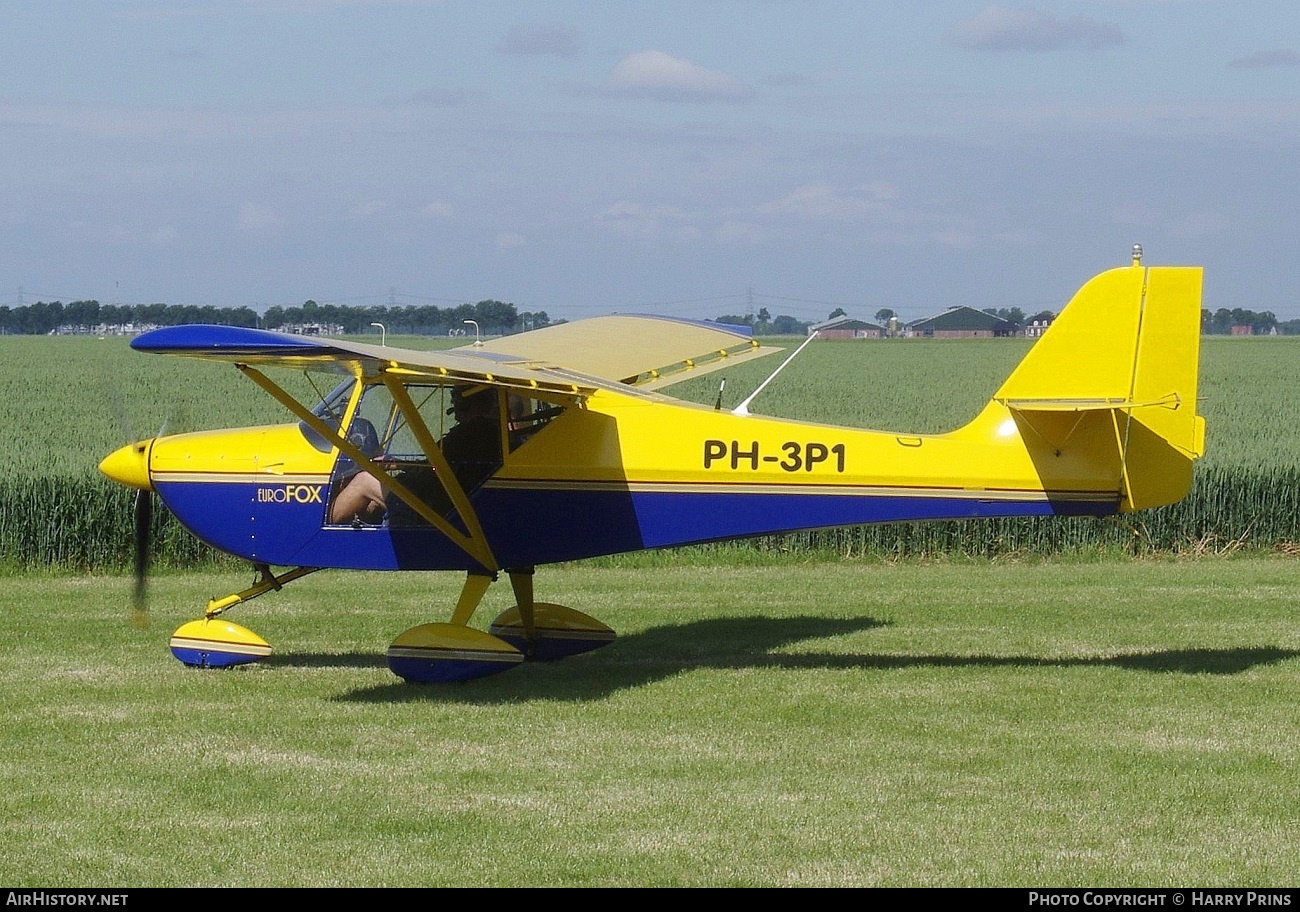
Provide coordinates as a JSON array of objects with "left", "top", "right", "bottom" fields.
[{"left": 3, "top": 556, "right": 1299, "bottom": 887}]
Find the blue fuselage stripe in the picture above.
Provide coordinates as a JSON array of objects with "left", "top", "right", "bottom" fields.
[{"left": 155, "top": 479, "right": 1116, "bottom": 570}]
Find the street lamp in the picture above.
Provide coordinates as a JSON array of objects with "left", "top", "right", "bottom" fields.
[
  {"left": 370, "top": 322, "right": 386, "bottom": 346},
  {"left": 464, "top": 319, "right": 482, "bottom": 346}
]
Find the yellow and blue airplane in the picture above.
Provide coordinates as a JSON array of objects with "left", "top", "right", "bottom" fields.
[{"left": 99, "top": 252, "right": 1205, "bottom": 683}]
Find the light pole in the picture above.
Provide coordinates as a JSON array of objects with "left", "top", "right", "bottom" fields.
[
  {"left": 464, "top": 319, "right": 482, "bottom": 346},
  {"left": 370, "top": 322, "right": 386, "bottom": 346}
]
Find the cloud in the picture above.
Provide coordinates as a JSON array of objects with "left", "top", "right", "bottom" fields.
[
  {"left": 495, "top": 232, "right": 526, "bottom": 248},
  {"left": 760, "top": 183, "right": 898, "bottom": 221},
  {"left": 950, "top": 5, "right": 1125, "bottom": 52},
  {"left": 423, "top": 201, "right": 454, "bottom": 219},
  {"left": 499, "top": 23, "right": 580, "bottom": 57},
  {"left": 1228, "top": 49, "right": 1300, "bottom": 69},
  {"left": 605, "top": 50, "right": 751, "bottom": 102},
  {"left": 596, "top": 201, "right": 702, "bottom": 241}
]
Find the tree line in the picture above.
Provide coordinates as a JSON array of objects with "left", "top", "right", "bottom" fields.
[
  {"left": 4, "top": 296, "right": 1295, "bottom": 338},
  {"left": 1201, "top": 307, "right": 1293, "bottom": 335},
  {"left": 0, "top": 298, "right": 551, "bottom": 337}
]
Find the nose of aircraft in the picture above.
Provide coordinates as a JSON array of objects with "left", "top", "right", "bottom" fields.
[{"left": 99, "top": 440, "right": 154, "bottom": 491}]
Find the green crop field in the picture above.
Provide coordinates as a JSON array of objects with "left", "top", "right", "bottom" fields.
[{"left": 2, "top": 333, "right": 1298, "bottom": 569}]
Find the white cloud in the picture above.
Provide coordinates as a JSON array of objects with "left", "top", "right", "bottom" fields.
[
  {"left": 950, "top": 5, "right": 1125, "bottom": 52},
  {"left": 423, "top": 201, "right": 454, "bottom": 218},
  {"left": 496, "top": 232, "right": 526, "bottom": 248},
  {"left": 761, "top": 183, "right": 897, "bottom": 221},
  {"left": 605, "top": 50, "right": 751, "bottom": 102},
  {"left": 596, "top": 201, "right": 702, "bottom": 241}
]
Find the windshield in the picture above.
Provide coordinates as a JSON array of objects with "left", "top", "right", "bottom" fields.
[{"left": 300, "top": 377, "right": 357, "bottom": 452}]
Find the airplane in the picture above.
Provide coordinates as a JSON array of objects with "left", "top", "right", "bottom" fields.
[{"left": 99, "top": 249, "right": 1205, "bottom": 683}]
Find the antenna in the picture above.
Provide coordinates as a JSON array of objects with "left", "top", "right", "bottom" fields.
[{"left": 732, "top": 331, "right": 818, "bottom": 417}]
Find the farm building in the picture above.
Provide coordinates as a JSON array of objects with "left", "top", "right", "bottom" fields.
[
  {"left": 808, "top": 316, "right": 885, "bottom": 339},
  {"left": 905, "top": 306, "right": 1019, "bottom": 338}
]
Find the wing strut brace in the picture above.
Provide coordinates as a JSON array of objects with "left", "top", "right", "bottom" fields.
[{"left": 238, "top": 365, "right": 500, "bottom": 573}]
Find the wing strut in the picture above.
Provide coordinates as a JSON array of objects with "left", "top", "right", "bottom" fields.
[{"left": 732, "top": 331, "right": 818, "bottom": 417}]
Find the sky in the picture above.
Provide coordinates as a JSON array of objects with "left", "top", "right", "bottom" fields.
[{"left": 3, "top": 0, "right": 1299, "bottom": 324}]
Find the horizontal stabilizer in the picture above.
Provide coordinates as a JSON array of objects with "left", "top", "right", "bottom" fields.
[{"left": 1000, "top": 394, "right": 1182, "bottom": 413}]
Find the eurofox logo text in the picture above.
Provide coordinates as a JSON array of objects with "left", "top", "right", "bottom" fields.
[{"left": 257, "top": 485, "right": 323, "bottom": 504}]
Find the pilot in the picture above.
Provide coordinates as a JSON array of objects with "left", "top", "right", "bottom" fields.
[
  {"left": 328, "top": 386, "right": 503, "bottom": 526},
  {"left": 441, "top": 386, "right": 502, "bottom": 490},
  {"left": 327, "top": 417, "right": 387, "bottom": 525}
]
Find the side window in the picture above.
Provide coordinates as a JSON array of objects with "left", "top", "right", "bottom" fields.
[
  {"left": 506, "top": 393, "right": 563, "bottom": 451},
  {"left": 326, "top": 383, "right": 448, "bottom": 527},
  {"left": 324, "top": 383, "right": 570, "bottom": 528},
  {"left": 326, "top": 383, "right": 520, "bottom": 528}
]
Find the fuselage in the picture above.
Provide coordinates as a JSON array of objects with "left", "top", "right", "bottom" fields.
[{"left": 139, "top": 384, "right": 1123, "bottom": 572}]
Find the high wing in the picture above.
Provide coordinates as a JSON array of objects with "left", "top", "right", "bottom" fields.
[
  {"left": 466, "top": 314, "right": 783, "bottom": 389},
  {"left": 131, "top": 315, "right": 783, "bottom": 394}
]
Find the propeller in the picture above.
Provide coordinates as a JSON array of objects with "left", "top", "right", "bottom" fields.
[
  {"left": 100, "top": 380, "right": 173, "bottom": 628},
  {"left": 132, "top": 487, "right": 152, "bottom": 627}
]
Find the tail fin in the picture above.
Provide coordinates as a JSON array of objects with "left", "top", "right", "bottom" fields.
[{"left": 990, "top": 260, "right": 1205, "bottom": 512}]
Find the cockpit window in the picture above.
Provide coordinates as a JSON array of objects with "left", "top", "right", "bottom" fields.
[{"left": 299, "top": 377, "right": 357, "bottom": 452}]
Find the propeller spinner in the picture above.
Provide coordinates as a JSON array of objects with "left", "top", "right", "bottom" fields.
[{"left": 100, "top": 439, "right": 154, "bottom": 627}]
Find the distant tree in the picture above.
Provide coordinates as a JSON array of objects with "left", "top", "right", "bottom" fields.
[
  {"left": 1206, "top": 307, "right": 1278, "bottom": 335},
  {"left": 715, "top": 313, "right": 754, "bottom": 327},
  {"left": 473, "top": 299, "right": 518, "bottom": 333},
  {"left": 874, "top": 308, "right": 895, "bottom": 325},
  {"left": 982, "top": 306, "right": 1025, "bottom": 326},
  {"left": 771, "top": 315, "right": 809, "bottom": 335},
  {"left": 827, "top": 307, "right": 846, "bottom": 320}
]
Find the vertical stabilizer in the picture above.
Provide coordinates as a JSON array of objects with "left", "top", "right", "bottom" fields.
[{"left": 990, "top": 259, "right": 1205, "bottom": 511}]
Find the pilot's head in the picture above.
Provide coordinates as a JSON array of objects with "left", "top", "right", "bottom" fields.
[{"left": 449, "top": 386, "right": 493, "bottom": 420}]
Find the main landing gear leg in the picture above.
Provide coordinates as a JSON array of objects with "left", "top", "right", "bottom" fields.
[
  {"left": 168, "top": 564, "right": 320, "bottom": 669},
  {"left": 488, "top": 567, "right": 617, "bottom": 662}
]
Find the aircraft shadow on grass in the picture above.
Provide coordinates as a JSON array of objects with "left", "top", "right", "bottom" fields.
[{"left": 252, "top": 616, "right": 1300, "bottom": 703}]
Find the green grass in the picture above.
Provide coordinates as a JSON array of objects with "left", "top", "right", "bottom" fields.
[{"left": 3, "top": 554, "right": 1299, "bottom": 886}]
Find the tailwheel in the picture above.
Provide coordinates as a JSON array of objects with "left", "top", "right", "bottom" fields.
[
  {"left": 387, "top": 623, "right": 524, "bottom": 683},
  {"left": 170, "top": 618, "right": 272, "bottom": 669},
  {"left": 489, "top": 603, "right": 616, "bottom": 662}
]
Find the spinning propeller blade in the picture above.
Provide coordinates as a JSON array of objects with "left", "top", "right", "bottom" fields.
[{"left": 132, "top": 487, "right": 152, "bottom": 627}]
